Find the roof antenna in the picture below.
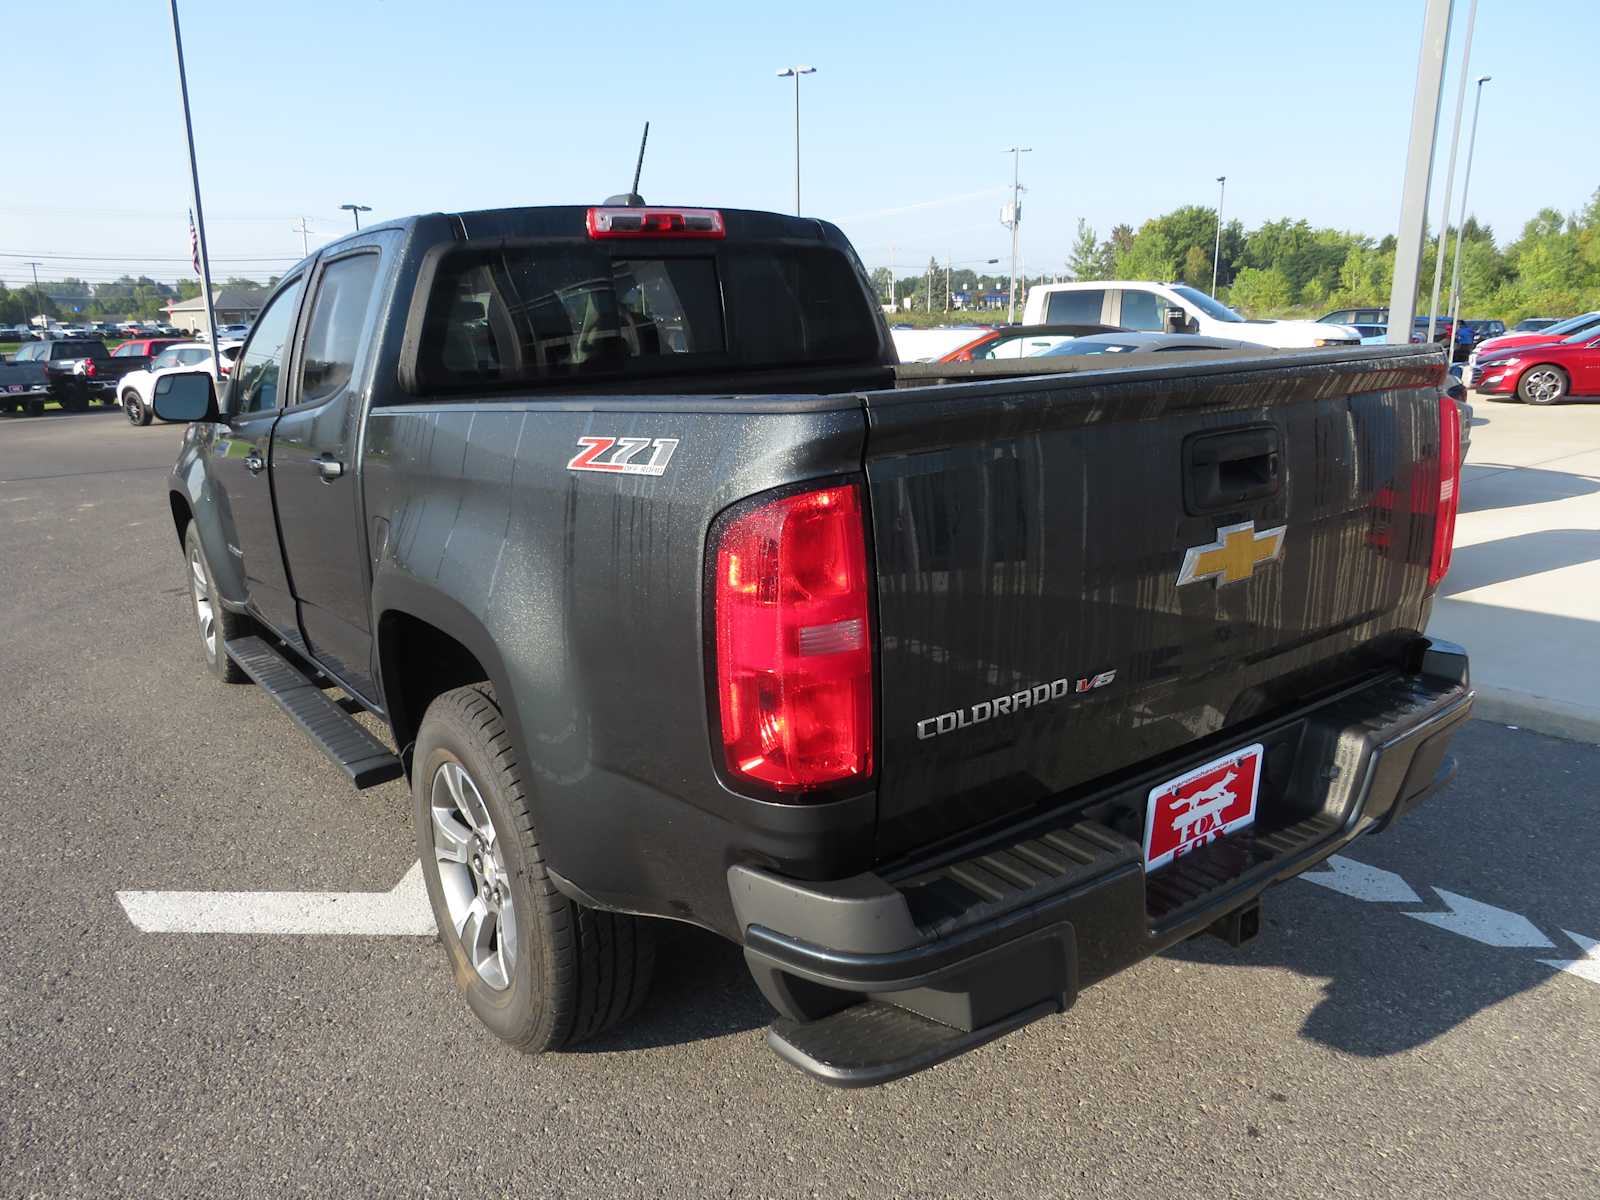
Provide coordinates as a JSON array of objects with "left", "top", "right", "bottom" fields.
[{"left": 604, "top": 122, "right": 649, "bottom": 207}]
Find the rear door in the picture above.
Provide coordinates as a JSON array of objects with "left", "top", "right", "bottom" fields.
[
  {"left": 862, "top": 353, "right": 1442, "bottom": 859},
  {"left": 268, "top": 237, "right": 391, "bottom": 700}
]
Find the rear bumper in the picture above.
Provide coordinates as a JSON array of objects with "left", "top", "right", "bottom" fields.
[{"left": 732, "top": 638, "right": 1473, "bottom": 1086}]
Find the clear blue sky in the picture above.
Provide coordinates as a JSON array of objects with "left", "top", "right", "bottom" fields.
[{"left": 4, "top": 0, "right": 1597, "bottom": 287}]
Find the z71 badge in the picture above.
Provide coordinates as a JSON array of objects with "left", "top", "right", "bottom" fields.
[{"left": 567, "top": 436, "right": 679, "bottom": 477}]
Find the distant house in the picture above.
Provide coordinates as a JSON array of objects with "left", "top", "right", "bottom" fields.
[{"left": 163, "top": 286, "right": 267, "bottom": 336}]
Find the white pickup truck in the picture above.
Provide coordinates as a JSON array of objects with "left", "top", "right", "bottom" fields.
[{"left": 1023, "top": 281, "right": 1359, "bottom": 350}]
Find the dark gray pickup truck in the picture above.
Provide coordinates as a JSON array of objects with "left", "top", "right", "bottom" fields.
[{"left": 152, "top": 202, "right": 1472, "bottom": 1086}]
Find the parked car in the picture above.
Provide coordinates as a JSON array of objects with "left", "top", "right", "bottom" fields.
[
  {"left": 1470, "top": 325, "right": 1600, "bottom": 405},
  {"left": 936, "top": 322, "right": 1121, "bottom": 362},
  {"left": 1027, "top": 282, "right": 1359, "bottom": 348},
  {"left": 1512, "top": 317, "right": 1561, "bottom": 332},
  {"left": 0, "top": 354, "right": 52, "bottom": 415},
  {"left": 148, "top": 202, "right": 1470, "bottom": 1087},
  {"left": 118, "top": 341, "right": 241, "bottom": 425},
  {"left": 1458, "top": 318, "right": 1506, "bottom": 344},
  {"left": 88, "top": 337, "right": 192, "bottom": 401},
  {"left": 1467, "top": 310, "right": 1600, "bottom": 374},
  {"left": 1035, "top": 331, "right": 1261, "bottom": 357},
  {"left": 215, "top": 322, "right": 252, "bottom": 340},
  {"left": 9, "top": 338, "right": 115, "bottom": 409}
]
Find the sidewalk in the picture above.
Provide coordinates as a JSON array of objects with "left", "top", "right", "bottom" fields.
[{"left": 1427, "top": 398, "right": 1600, "bottom": 742}]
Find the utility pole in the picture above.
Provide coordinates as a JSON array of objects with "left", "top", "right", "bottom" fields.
[
  {"left": 1002, "top": 146, "right": 1031, "bottom": 324},
  {"left": 887, "top": 244, "right": 895, "bottom": 310},
  {"left": 1426, "top": 0, "right": 1478, "bottom": 343},
  {"left": 776, "top": 66, "right": 816, "bottom": 215},
  {"left": 27, "top": 261, "right": 44, "bottom": 329},
  {"left": 945, "top": 257, "right": 951, "bottom": 313},
  {"left": 169, "top": 0, "right": 219, "bottom": 370},
  {"left": 1447, "top": 75, "right": 1491, "bottom": 331},
  {"left": 293, "top": 217, "right": 312, "bottom": 256},
  {"left": 1386, "top": 0, "right": 1455, "bottom": 344},
  {"left": 1211, "top": 175, "right": 1227, "bottom": 296}
]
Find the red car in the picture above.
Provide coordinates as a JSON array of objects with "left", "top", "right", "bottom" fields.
[
  {"left": 112, "top": 337, "right": 187, "bottom": 360},
  {"left": 1471, "top": 325, "right": 1600, "bottom": 405},
  {"left": 937, "top": 322, "right": 1119, "bottom": 363},
  {"left": 1469, "top": 310, "right": 1600, "bottom": 363}
]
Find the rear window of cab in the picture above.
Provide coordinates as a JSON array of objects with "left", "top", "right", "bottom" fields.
[{"left": 406, "top": 242, "right": 879, "bottom": 392}]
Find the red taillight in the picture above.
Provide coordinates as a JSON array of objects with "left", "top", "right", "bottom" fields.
[
  {"left": 712, "top": 483, "right": 874, "bottom": 794},
  {"left": 84, "top": 360, "right": 97, "bottom": 377},
  {"left": 586, "top": 206, "right": 725, "bottom": 240},
  {"left": 1428, "top": 396, "right": 1461, "bottom": 588}
]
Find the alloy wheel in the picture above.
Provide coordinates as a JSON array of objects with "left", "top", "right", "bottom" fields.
[
  {"left": 1523, "top": 368, "right": 1564, "bottom": 404},
  {"left": 189, "top": 544, "right": 216, "bottom": 659},
  {"left": 430, "top": 760, "right": 517, "bottom": 990}
]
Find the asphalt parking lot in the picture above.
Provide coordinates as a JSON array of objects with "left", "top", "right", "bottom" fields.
[{"left": 4, "top": 409, "right": 1598, "bottom": 1199}]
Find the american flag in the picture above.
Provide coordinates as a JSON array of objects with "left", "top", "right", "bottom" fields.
[{"left": 188, "top": 209, "right": 200, "bottom": 275}]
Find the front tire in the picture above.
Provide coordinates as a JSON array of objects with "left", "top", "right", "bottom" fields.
[
  {"left": 124, "top": 390, "right": 151, "bottom": 426},
  {"left": 183, "top": 522, "right": 249, "bottom": 682},
  {"left": 1517, "top": 365, "right": 1568, "bottom": 406},
  {"left": 414, "top": 684, "right": 655, "bottom": 1052}
]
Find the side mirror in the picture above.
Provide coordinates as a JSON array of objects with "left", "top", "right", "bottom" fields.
[
  {"left": 152, "top": 370, "right": 219, "bottom": 423},
  {"left": 1164, "top": 305, "right": 1189, "bottom": 335}
]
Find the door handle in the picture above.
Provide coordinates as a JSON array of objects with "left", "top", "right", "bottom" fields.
[
  {"left": 314, "top": 455, "right": 344, "bottom": 481},
  {"left": 243, "top": 451, "right": 265, "bottom": 475}
]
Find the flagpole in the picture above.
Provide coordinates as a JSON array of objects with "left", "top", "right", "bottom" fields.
[{"left": 169, "top": 0, "right": 220, "bottom": 377}]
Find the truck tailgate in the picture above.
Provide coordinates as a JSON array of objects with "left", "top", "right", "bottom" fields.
[{"left": 861, "top": 349, "right": 1449, "bottom": 861}]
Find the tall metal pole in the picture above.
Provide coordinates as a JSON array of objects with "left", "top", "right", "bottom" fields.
[
  {"left": 1386, "top": 0, "right": 1455, "bottom": 344},
  {"left": 776, "top": 67, "right": 815, "bottom": 216},
  {"left": 1211, "top": 176, "right": 1227, "bottom": 295},
  {"left": 1426, "top": 0, "right": 1477, "bottom": 342},
  {"left": 341, "top": 203, "right": 371, "bottom": 231},
  {"left": 1447, "top": 75, "right": 1491, "bottom": 331},
  {"left": 168, "top": 0, "right": 219, "bottom": 372},
  {"left": 1003, "top": 146, "right": 1031, "bottom": 325},
  {"left": 27, "top": 261, "right": 44, "bottom": 330}
]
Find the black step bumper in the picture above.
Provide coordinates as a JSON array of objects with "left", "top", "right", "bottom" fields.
[{"left": 731, "top": 639, "right": 1473, "bottom": 1087}]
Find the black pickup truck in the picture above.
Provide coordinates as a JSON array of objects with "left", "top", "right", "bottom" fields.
[
  {"left": 8, "top": 337, "right": 119, "bottom": 409},
  {"left": 151, "top": 202, "right": 1472, "bottom": 1086}
]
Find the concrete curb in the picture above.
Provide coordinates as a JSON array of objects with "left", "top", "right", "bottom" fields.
[{"left": 1471, "top": 685, "right": 1600, "bottom": 746}]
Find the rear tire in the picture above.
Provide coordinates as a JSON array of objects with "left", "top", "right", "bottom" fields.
[
  {"left": 1517, "top": 365, "right": 1567, "bottom": 405},
  {"left": 414, "top": 684, "right": 655, "bottom": 1052},
  {"left": 183, "top": 522, "right": 249, "bottom": 682},
  {"left": 27, "top": 400, "right": 44, "bottom": 416},
  {"left": 57, "top": 383, "right": 89, "bottom": 413}
]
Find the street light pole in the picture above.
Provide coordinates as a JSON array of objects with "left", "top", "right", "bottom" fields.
[
  {"left": 776, "top": 66, "right": 815, "bottom": 215},
  {"left": 340, "top": 203, "right": 372, "bottom": 231},
  {"left": 1002, "top": 146, "right": 1031, "bottom": 324},
  {"left": 1426, "top": 0, "right": 1478, "bottom": 343},
  {"left": 1447, "top": 75, "right": 1491, "bottom": 332},
  {"left": 1211, "top": 175, "right": 1227, "bottom": 296}
]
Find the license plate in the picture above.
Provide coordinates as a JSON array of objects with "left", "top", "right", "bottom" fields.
[{"left": 1141, "top": 743, "right": 1264, "bottom": 872}]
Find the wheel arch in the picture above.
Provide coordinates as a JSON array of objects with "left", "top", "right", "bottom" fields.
[
  {"left": 372, "top": 581, "right": 529, "bottom": 785},
  {"left": 1515, "top": 360, "right": 1570, "bottom": 401}
]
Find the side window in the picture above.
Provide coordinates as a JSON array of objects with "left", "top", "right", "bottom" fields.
[
  {"left": 179, "top": 348, "right": 210, "bottom": 366},
  {"left": 1043, "top": 288, "right": 1105, "bottom": 324},
  {"left": 1117, "top": 289, "right": 1165, "bottom": 332},
  {"left": 232, "top": 277, "right": 305, "bottom": 415},
  {"left": 297, "top": 253, "right": 381, "bottom": 405},
  {"left": 151, "top": 350, "right": 180, "bottom": 371}
]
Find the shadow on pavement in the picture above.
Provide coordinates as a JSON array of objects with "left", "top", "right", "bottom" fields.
[
  {"left": 569, "top": 921, "right": 771, "bottom": 1052},
  {"left": 1458, "top": 466, "right": 1600, "bottom": 514},
  {"left": 1440, "top": 527, "right": 1600, "bottom": 594},
  {"left": 1164, "top": 721, "right": 1600, "bottom": 1057}
]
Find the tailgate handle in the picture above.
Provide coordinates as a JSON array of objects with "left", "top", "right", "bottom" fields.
[{"left": 1185, "top": 427, "right": 1281, "bottom": 512}]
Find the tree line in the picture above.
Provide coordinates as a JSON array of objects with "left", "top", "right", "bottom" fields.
[
  {"left": 886, "top": 187, "right": 1600, "bottom": 323},
  {"left": 0, "top": 274, "right": 273, "bottom": 326}
]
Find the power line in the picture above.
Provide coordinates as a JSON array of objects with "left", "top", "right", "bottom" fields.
[{"left": 0, "top": 250, "right": 298, "bottom": 263}]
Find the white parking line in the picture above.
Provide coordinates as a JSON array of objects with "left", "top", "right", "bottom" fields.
[{"left": 117, "top": 862, "right": 436, "bottom": 936}]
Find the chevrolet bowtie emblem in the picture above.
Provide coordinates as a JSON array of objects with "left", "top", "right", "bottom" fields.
[{"left": 1177, "top": 521, "right": 1287, "bottom": 587}]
